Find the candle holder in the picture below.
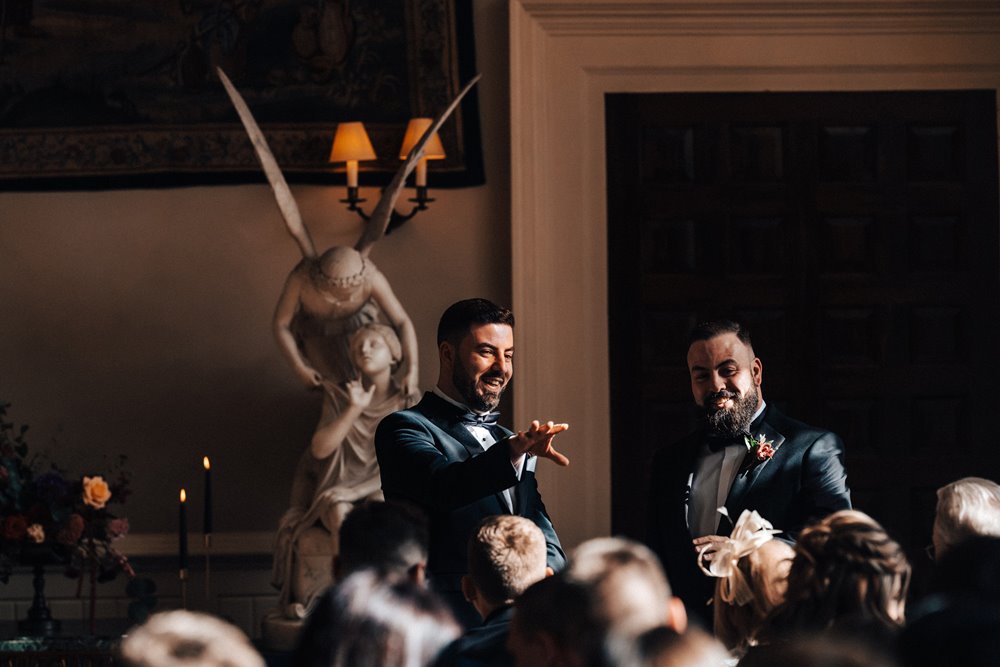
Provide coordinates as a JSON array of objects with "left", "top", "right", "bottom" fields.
[{"left": 340, "top": 186, "right": 434, "bottom": 235}]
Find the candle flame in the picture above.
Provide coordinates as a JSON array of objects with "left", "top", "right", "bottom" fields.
[
  {"left": 180, "top": 488, "right": 187, "bottom": 503},
  {"left": 203, "top": 456, "right": 211, "bottom": 470}
]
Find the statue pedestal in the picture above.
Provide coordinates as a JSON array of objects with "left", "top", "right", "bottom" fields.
[{"left": 260, "top": 610, "right": 305, "bottom": 652}]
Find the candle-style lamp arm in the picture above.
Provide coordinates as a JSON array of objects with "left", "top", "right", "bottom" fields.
[{"left": 341, "top": 185, "right": 435, "bottom": 235}]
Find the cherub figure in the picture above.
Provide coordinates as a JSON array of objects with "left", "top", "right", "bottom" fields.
[
  {"left": 271, "top": 323, "right": 415, "bottom": 617},
  {"left": 218, "top": 69, "right": 479, "bottom": 399}
]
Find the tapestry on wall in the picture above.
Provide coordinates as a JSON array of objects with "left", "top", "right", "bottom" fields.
[{"left": 0, "top": 0, "right": 482, "bottom": 189}]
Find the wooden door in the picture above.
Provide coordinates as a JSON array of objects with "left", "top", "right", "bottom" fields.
[{"left": 607, "top": 90, "right": 1000, "bottom": 588}]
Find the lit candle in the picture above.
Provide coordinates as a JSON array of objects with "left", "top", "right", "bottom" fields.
[
  {"left": 415, "top": 158, "right": 428, "bottom": 188},
  {"left": 346, "top": 160, "right": 359, "bottom": 188},
  {"left": 203, "top": 456, "right": 213, "bottom": 536},
  {"left": 179, "top": 488, "right": 188, "bottom": 571}
]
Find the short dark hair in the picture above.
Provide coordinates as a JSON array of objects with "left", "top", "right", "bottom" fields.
[
  {"left": 437, "top": 298, "right": 515, "bottom": 346},
  {"left": 338, "top": 501, "right": 429, "bottom": 578},
  {"left": 688, "top": 319, "right": 753, "bottom": 348}
]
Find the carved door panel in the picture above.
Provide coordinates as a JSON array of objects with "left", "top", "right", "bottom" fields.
[{"left": 607, "top": 91, "right": 999, "bottom": 586}]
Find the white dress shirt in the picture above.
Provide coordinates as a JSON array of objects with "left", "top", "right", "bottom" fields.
[{"left": 688, "top": 401, "right": 766, "bottom": 537}]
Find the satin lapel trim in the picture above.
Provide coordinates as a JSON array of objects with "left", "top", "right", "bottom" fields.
[
  {"left": 724, "top": 423, "right": 786, "bottom": 520},
  {"left": 419, "top": 394, "right": 490, "bottom": 461}
]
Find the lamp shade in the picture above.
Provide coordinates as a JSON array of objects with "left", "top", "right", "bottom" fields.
[
  {"left": 329, "top": 122, "right": 377, "bottom": 163},
  {"left": 398, "top": 118, "right": 446, "bottom": 160}
]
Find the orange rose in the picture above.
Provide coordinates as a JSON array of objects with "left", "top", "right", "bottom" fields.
[{"left": 82, "top": 475, "right": 112, "bottom": 509}]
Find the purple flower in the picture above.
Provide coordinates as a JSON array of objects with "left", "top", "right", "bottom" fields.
[
  {"left": 33, "top": 471, "right": 70, "bottom": 502},
  {"left": 107, "top": 518, "right": 129, "bottom": 540}
]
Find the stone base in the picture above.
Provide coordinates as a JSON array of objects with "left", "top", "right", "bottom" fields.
[{"left": 260, "top": 610, "right": 305, "bottom": 652}]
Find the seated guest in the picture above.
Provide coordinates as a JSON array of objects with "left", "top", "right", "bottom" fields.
[
  {"left": 931, "top": 476, "right": 1000, "bottom": 560},
  {"left": 293, "top": 570, "right": 461, "bottom": 667},
  {"left": 567, "top": 537, "right": 687, "bottom": 639},
  {"left": 738, "top": 636, "right": 897, "bottom": 667},
  {"left": 507, "top": 573, "right": 612, "bottom": 667},
  {"left": 635, "top": 626, "right": 731, "bottom": 667},
  {"left": 898, "top": 536, "right": 1000, "bottom": 667},
  {"left": 121, "top": 610, "right": 265, "bottom": 667},
  {"left": 336, "top": 499, "right": 430, "bottom": 583},
  {"left": 436, "top": 515, "right": 550, "bottom": 667},
  {"left": 755, "top": 510, "right": 910, "bottom": 647},
  {"left": 697, "top": 510, "right": 794, "bottom": 657}
]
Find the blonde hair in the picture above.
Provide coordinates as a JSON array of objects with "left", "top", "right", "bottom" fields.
[
  {"left": 121, "top": 610, "right": 265, "bottom": 667},
  {"left": 935, "top": 477, "right": 1000, "bottom": 556},
  {"left": 713, "top": 538, "right": 795, "bottom": 652},
  {"left": 467, "top": 515, "right": 547, "bottom": 606}
]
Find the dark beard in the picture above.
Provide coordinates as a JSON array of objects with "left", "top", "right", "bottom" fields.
[
  {"left": 452, "top": 357, "right": 505, "bottom": 412},
  {"left": 701, "top": 386, "right": 760, "bottom": 437}
]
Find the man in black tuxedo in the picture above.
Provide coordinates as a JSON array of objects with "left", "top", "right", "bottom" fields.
[
  {"left": 647, "top": 319, "right": 851, "bottom": 625},
  {"left": 376, "top": 298, "right": 569, "bottom": 627}
]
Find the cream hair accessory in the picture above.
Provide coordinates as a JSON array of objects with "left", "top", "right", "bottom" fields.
[{"left": 697, "top": 508, "right": 782, "bottom": 606}]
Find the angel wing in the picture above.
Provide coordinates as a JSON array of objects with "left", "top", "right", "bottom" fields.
[
  {"left": 355, "top": 74, "right": 482, "bottom": 256},
  {"left": 217, "top": 67, "right": 318, "bottom": 260}
]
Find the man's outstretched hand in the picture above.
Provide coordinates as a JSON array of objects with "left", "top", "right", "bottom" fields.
[{"left": 510, "top": 420, "right": 570, "bottom": 466}]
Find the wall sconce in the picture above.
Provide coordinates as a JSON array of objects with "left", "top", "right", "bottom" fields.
[{"left": 330, "top": 118, "right": 446, "bottom": 233}]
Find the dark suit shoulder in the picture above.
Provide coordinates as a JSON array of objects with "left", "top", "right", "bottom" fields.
[
  {"left": 764, "top": 406, "right": 840, "bottom": 445},
  {"left": 650, "top": 430, "right": 702, "bottom": 469}
]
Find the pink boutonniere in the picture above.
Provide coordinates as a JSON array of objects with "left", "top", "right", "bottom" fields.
[{"left": 743, "top": 433, "right": 776, "bottom": 462}]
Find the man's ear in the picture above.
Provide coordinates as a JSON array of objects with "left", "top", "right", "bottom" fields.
[
  {"left": 461, "top": 574, "right": 478, "bottom": 604},
  {"left": 544, "top": 566, "right": 555, "bottom": 578},
  {"left": 752, "top": 357, "right": 763, "bottom": 386},
  {"left": 439, "top": 340, "right": 454, "bottom": 366},
  {"left": 666, "top": 596, "right": 688, "bottom": 634}
]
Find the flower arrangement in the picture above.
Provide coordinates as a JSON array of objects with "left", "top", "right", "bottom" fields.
[{"left": 0, "top": 401, "right": 133, "bottom": 585}]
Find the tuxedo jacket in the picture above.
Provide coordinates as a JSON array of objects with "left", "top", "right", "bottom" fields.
[
  {"left": 375, "top": 392, "right": 565, "bottom": 593},
  {"left": 433, "top": 605, "right": 515, "bottom": 667},
  {"left": 646, "top": 404, "right": 851, "bottom": 619}
]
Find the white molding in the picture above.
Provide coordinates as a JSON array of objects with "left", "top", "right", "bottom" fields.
[
  {"left": 116, "top": 531, "right": 274, "bottom": 557},
  {"left": 520, "top": 1, "right": 1000, "bottom": 35},
  {"left": 510, "top": 0, "right": 1000, "bottom": 550}
]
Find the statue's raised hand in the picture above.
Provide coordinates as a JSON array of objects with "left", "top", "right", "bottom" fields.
[{"left": 344, "top": 379, "right": 376, "bottom": 410}]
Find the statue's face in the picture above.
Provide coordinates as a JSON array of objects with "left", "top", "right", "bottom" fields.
[{"left": 350, "top": 330, "right": 394, "bottom": 376}]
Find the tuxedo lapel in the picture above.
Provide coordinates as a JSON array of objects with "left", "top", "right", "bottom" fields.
[
  {"left": 723, "top": 420, "right": 786, "bottom": 527},
  {"left": 418, "top": 392, "right": 494, "bottom": 462}
]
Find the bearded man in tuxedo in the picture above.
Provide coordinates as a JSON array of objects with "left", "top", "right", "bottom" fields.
[
  {"left": 647, "top": 319, "right": 852, "bottom": 625},
  {"left": 376, "top": 298, "right": 569, "bottom": 627}
]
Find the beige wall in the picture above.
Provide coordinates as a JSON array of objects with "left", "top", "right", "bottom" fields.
[{"left": 0, "top": 1, "right": 511, "bottom": 545}]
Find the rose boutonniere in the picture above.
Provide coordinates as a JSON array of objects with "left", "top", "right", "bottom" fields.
[{"left": 743, "top": 433, "right": 776, "bottom": 463}]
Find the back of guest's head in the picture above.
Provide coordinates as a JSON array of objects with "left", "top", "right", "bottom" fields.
[
  {"left": 713, "top": 537, "right": 795, "bottom": 652},
  {"left": 687, "top": 319, "right": 752, "bottom": 348},
  {"left": 337, "top": 500, "right": 429, "bottom": 580},
  {"left": 635, "top": 626, "right": 730, "bottom": 667},
  {"left": 509, "top": 573, "right": 614, "bottom": 667},
  {"left": 932, "top": 535, "right": 1000, "bottom": 598},
  {"left": 437, "top": 298, "right": 514, "bottom": 346},
  {"left": 567, "top": 537, "right": 675, "bottom": 638},
  {"left": 293, "top": 570, "right": 460, "bottom": 667},
  {"left": 467, "top": 515, "right": 547, "bottom": 607},
  {"left": 765, "top": 510, "right": 910, "bottom": 637},
  {"left": 121, "top": 610, "right": 264, "bottom": 667},
  {"left": 933, "top": 477, "right": 1000, "bottom": 558}
]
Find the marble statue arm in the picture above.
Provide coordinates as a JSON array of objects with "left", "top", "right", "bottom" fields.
[
  {"left": 273, "top": 269, "right": 322, "bottom": 388},
  {"left": 369, "top": 269, "right": 419, "bottom": 396},
  {"left": 310, "top": 380, "right": 374, "bottom": 459}
]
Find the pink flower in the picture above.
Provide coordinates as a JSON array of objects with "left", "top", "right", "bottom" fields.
[
  {"left": 756, "top": 442, "right": 775, "bottom": 461},
  {"left": 107, "top": 518, "right": 130, "bottom": 540},
  {"left": 26, "top": 523, "right": 45, "bottom": 544}
]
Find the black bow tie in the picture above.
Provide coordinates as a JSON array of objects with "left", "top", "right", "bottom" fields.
[
  {"left": 706, "top": 432, "right": 750, "bottom": 453},
  {"left": 459, "top": 411, "right": 500, "bottom": 427}
]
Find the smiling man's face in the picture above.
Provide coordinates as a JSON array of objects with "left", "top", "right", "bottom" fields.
[
  {"left": 688, "top": 332, "right": 763, "bottom": 436},
  {"left": 448, "top": 323, "right": 514, "bottom": 412}
]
